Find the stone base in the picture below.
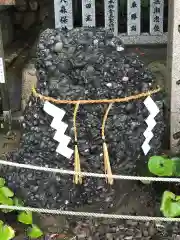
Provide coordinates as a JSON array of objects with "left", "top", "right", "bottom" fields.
[{"left": 21, "top": 62, "right": 37, "bottom": 112}]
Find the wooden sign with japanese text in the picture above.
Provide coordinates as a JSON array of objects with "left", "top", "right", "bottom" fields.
[
  {"left": 150, "top": 0, "right": 164, "bottom": 35},
  {"left": 54, "top": 0, "right": 73, "bottom": 30},
  {"left": 82, "top": 0, "right": 96, "bottom": 27},
  {"left": 127, "top": 0, "right": 141, "bottom": 36},
  {"left": 104, "top": 0, "right": 118, "bottom": 36}
]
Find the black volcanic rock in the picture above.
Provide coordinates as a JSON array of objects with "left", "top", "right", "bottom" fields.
[{"left": 1, "top": 28, "right": 165, "bottom": 236}]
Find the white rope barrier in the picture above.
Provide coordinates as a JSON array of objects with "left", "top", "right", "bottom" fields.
[
  {"left": 0, "top": 159, "right": 179, "bottom": 183},
  {"left": 0, "top": 205, "right": 178, "bottom": 222},
  {"left": 1, "top": 159, "right": 180, "bottom": 222}
]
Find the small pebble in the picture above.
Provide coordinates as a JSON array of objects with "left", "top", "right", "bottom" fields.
[
  {"left": 54, "top": 42, "right": 63, "bottom": 52},
  {"left": 122, "top": 76, "right": 129, "bottom": 81}
]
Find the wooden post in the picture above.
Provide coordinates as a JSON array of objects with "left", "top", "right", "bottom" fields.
[
  {"left": 167, "top": 0, "right": 180, "bottom": 153},
  {"left": 0, "top": 24, "right": 11, "bottom": 126}
]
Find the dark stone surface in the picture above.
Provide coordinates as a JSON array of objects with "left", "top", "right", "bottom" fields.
[{"left": 1, "top": 27, "right": 166, "bottom": 237}]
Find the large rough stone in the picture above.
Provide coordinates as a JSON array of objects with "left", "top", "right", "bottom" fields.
[{"left": 2, "top": 27, "right": 165, "bottom": 234}]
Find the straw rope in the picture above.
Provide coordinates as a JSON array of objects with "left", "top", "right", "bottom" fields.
[
  {"left": 102, "top": 103, "right": 113, "bottom": 184},
  {"left": 101, "top": 103, "right": 113, "bottom": 139},
  {"left": 32, "top": 87, "right": 161, "bottom": 104},
  {"left": 32, "top": 86, "right": 161, "bottom": 185},
  {"left": 73, "top": 103, "right": 82, "bottom": 184}
]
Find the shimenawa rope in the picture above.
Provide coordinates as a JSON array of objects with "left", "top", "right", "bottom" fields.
[
  {"left": 32, "top": 87, "right": 161, "bottom": 104},
  {"left": 32, "top": 86, "right": 161, "bottom": 185},
  {"left": 15, "top": 86, "right": 172, "bottom": 221}
]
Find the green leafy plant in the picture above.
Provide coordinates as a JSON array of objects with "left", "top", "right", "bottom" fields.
[
  {"left": 0, "top": 177, "right": 43, "bottom": 239},
  {"left": 148, "top": 156, "right": 180, "bottom": 218},
  {"left": 18, "top": 211, "right": 33, "bottom": 225},
  {"left": 0, "top": 178, "right": 14, "bottom": 213},
  {"left": 0, "top": 220, "right": 15, "bottom": 240},
  {"left": 148, "top": 155, "right": 176, "bottom": 176},
  {"left": 13, "top": 197, "right": 24, "bottom": 207},
  {"left": 18, "top": 212, "right": 43, "bottom": 238},
  {"left": 27, "top": 225, "right": 43, "bottom": 239},
  {"left": 160, "top": 191, "right": 180, "bottom": 217}
]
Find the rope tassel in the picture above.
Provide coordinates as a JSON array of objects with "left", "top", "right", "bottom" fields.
[
  {"left": 102, "top": 103, "right": 114, "bottom": 185},
  {"left": 73, "top": 103, "right": 82, "bottom": 184},
  {"left": 74, "top": 144, "right": 82, "bottom": 184},
  {"left": 103, "top": 141, "right": 113, "bottom": 185}
]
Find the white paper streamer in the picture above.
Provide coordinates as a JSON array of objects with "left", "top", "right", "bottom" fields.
[
  {"left": 43, "top": 101, "right": 73, "bottom": 159},
  {"left": 142, "top": 96, "right": 160, "bottom": 155}
]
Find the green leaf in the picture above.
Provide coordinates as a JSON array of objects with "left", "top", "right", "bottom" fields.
[
  {"left": 13, "top": 197, "right": 24, "bottom": 207},
  {"left": 0, "top": 178, "right": 5, "bottom": 188},
  {"left": 0, "top": 187, "right": 14, "bottom": 198},
  {"left": 176, "top": 196, "right": 180, "bottom": 201},
  {"left": 0, "top": 224, "right": 15, "bottom": 240},
  {"left": 0, "top": 195, "right": 14, "bottom": 213},
  {"left": 0, "top": 186, "right": 14, "bottom": 213},
  {"left": 0, "top": 193, "right": 8, "bottom": 204},
  {"left": 18, "top": 211, "right": 33, "bottom": 225},
  {"left": 0, "top": 193, "right": 14, "bottom": 206},
  {"left": 27, "top": 225, "right": 43, "bottom": 239},
  {"left": 1, "top": 197, "right": 14, "bottom": 213},
  {"left": 160, "top": 191, "right": 180, "bottom": 217},
  {"left": 148, "top": 156, "right": 174, "bottom": 176}
]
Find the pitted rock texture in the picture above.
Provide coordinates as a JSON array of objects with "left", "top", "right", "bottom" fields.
[{"left": 2, "top": 28, "right": 165, "bottom": 218}]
